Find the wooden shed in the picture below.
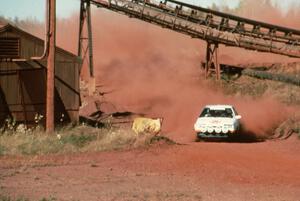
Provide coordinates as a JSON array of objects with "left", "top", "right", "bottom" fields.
[{"left": 0, "top": 23, "right": 80, "bottom": 126}]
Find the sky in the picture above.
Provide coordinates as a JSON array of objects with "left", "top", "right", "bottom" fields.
[
  {"left": 0, "top": 0, "right": 79, "bottom": 21},
  {"left": 0, "top": 0, "right": 298, "bottom": 21}
]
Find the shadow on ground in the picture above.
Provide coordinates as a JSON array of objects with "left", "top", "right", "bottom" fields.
[
  {"left": 196, "top": 129, "right": 297, "bottom": 144},
  {"left": 195, "top": 131, "right": 268, "bottom": 143}
]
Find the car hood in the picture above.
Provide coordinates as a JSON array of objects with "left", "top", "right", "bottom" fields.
[{"left": 195, "top": 117, "right": 235, "bottom": 125}]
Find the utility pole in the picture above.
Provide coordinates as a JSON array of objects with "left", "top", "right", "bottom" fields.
[{"left": 46, "top": 0, "right": 56, "bottom": 133}]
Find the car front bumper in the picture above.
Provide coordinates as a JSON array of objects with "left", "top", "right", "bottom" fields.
[{"left": 197, "top": 132, "right": 228, "bottom": 138}]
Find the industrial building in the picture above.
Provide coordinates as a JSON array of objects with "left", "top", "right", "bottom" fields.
[{"left": 0, "top": 23, "right": 80, "bottom": 126}]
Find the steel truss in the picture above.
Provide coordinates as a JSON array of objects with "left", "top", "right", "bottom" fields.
[
  {"left": 78, "top": 0, "right": 94, "bottom": 78},
  {"left": 80, "top": 0, "right": 300, "bottom": 79}
]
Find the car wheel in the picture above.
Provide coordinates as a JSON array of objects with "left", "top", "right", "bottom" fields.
[
  {"left": 195, "top": 137, "right": 200, "bottom": 142},
  {"left": 195, "top": 136, "right": 204, "bottom": 142}
]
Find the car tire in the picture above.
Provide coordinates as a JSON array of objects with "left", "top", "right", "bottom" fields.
[{"left": 195, "top": 136, "right": 204, "bottom": 142}]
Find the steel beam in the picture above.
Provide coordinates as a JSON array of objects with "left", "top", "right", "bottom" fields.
[
  {"left": 46, "top": 0, "right": 56, "bottom": 133},
  {"left": 205, "top": 42, "right": 220, "bottom": 80},
  {"left": 78, "top": 0, "right": 94, "bottom": 77},
  {"left": 89, "top": 0, "right": 300, "bottom": 58},
  {"left": 78, "top": 0, "right": 95, "bottom": 94}
]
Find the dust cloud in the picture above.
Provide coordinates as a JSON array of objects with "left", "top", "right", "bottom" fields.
[
  {"left": 21, "top": 1, "right": 300, "bottom": 142},
  {"left": 218, "top": 0, "right": 300, "bottom": 64}
]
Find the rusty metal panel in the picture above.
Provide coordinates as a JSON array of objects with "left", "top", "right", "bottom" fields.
[
  {"left": 20, "top": 68, "right": 46, "bottom": 124},
  {"left": 0, "top": 37, "right": 20, "bottom": 58},
  {"left": 0, "top": 25, "right": 80, "bottom": 125},
  {"left": 0, "top": 66, "right": 78, "bottom": 125},
  {"left": 0, "top": 85, "right": 11, "bottom": 125},
  {"left": 0, "top": 70, "right": 23, "bottom": 123}
]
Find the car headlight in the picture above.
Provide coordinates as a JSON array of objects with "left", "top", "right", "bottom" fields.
[
  {"left": 224, "top": 124, "right": 235, "bottom": 131},
  {"left": 194, "top": 124, "right": 207, "bottom": 131},
  {"left": 199, "top": 125, "right": 207, "bottom": 132},
  {"left": 224, "top": 124, "right": 234, "bottom": 128}
]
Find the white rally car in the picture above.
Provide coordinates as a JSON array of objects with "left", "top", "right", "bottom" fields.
[{"left": 194, "top": 105, "right": 242, "bottom": 139}]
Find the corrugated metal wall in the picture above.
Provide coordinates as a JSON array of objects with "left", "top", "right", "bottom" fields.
[{"left": 0, "top": 25, "right": 80, "bottom": 126}]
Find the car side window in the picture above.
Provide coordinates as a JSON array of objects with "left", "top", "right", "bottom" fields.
[
  {"left": 200, "top": 108, "right": 210, "bottom": 117},
  {"left": 225, "top": 108, "right": 233, "bottom": 118}
]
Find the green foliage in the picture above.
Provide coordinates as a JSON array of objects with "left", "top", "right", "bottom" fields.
[
  {"left": 0, "top": 195, "right": 29, "bottom": 201},
  {"left": 0, "top": 195, "right": 57, "bottom": 201},
  {"left": 0, "top": 119, "right": 176, "bottom": 156},
  {"left": 0, "top": 144, "right": 6, "bottom": 156},
  {"left": 16, "top": 137, "right": 64, "bottom": 155},
  {"left": 149, "top": 136, "right": 177, "bottom": 145},
  {"left": 295, "top": 126, "right": 300, "bottom": 139},
  {"left": 39, "top": 197, "right": 57, "bottom": 201},
  {"left": 222, "top": 78, "right": 268, "bottom": 97},
  {"left": 243, "top": 69, "right": 300, "bottom": 86},
  {"left": 60, "top": 133, "right": 96, "bottom": 148},
  {"left": 8, "top": 132, "right": 98, "bottom": 155},
  {"left": 0, "top": 125, "right": 142, "bottom": 156}
]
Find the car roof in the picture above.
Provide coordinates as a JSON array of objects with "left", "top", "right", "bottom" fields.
[{"left": 205, "top": 105, "right": 234, "bottom": 110}]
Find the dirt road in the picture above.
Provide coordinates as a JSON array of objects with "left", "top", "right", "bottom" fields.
[{"left": 1, "top": 134, "right": 300, "bottom": 201}]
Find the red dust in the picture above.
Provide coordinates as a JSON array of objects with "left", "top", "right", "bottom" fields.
[
  {"left": 80, "top": 11, "right": 297, "bottom": 142},
  {"left": 2, "top": 4, "right": 300, "bottom": 200},
  {"left": 19, "top": 1, "right": 300, "bottom": 142}
]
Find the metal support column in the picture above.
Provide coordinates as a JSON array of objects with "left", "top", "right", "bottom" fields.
[
  {"left": 78, "top": 0, "right": 95, "bottom": 95},
  {"left": 46, "top": 0, "right": 56, "bottom": 133},
  {"left": 87, "top": 1, "right": 94, "bottom": 78},
  {"left": 205, "top": 42, "right": 221, "bottom": 80},
  {"left": 78, "top": 0, "right": 85, "bottom": 59}
]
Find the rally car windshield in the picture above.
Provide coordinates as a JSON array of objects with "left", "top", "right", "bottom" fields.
[{"left": 200, "top": 108, "right": 233, "bottom": 118}]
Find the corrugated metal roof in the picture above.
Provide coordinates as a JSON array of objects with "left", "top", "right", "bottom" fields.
[{"left": 0, "top": 23, "right": 79, "bottom": 60}]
